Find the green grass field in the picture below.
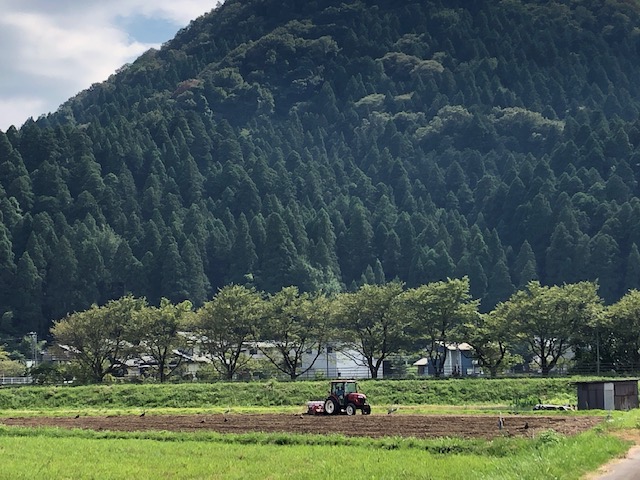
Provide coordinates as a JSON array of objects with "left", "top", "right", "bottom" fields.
[
  {"left": 0, "top": 378, "right": 637, "bottom": 479},
  {"left": 0, "top": 424, "right": 631, "bottom": 480}
]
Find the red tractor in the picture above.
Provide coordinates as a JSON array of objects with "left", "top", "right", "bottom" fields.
[{"left": 323, "top": 379, "right": 371, "bottom": 415}]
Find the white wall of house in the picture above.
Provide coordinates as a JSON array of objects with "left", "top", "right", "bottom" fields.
[
  {"left": 413, "top": 343, "right": 479, "bottom": 377},
  {"left": 299, "top": 345, "right": 379, "bottom": 379}
]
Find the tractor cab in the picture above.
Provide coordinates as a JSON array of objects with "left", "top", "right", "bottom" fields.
[{"left": 324, "top": 380, "right": 371, "bottom": 415}]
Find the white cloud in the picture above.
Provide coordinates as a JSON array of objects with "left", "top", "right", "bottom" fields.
[
  {"left": 0, "top": 0, "right": 215, "bottom": 131},
  {"left": 0, "top": 97, "right": 48, "bottom": 131},
  {"left": 118, "top": 0, "right": 219, "bottom": 25}
]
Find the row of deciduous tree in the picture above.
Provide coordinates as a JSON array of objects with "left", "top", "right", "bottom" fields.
[{"left": 50, "top": 277, "right": 640, "bottom": 383}]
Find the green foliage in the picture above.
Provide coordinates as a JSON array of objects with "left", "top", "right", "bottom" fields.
[
  {"left": 129, "top": 298, "right": 194, "bottom": 383},
  {"left": 256, "top": 287, "right": 330, "bottom": 380},
  {"left": 50, "top": 295, "right": 148, "bottom": 383},
  {"left": 332, "top": 281, "right": 405, "bottom": 378},
  {"left": 497, "top": 281, "right": 603, "bottom": 374},
  {"left": 29, "top": 362, "right": 68, "bottom": 385},
  {"left": 0, "top": 345, "right": 25, "bottom": 376},
  {"left": 194, "top": 284, "right": 264, "bottom": 380},
  {"left": 3, "top": 0, "right": 640, "bottom": 361},
  {"left": 401, "top": 277, "right": 479, "bottom": 377}
]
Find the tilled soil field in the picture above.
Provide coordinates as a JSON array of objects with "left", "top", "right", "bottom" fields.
[{"left": 0, "top": 413, "right": 603, "bottom": 439}]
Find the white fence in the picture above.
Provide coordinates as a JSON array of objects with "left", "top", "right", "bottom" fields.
[{"left": 0, "top": 376, "right": 32, "bottom": 385}]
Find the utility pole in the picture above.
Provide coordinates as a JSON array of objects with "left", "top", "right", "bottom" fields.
[
  {"left": 28, "top": 332, "right": 38, "bottom": 368},
  {"left": 596, "top": 328, "right": 600, "bottom": 375}
]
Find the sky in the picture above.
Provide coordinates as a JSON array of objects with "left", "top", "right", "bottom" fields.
[{"left": 0, "top": 0, "right": 217, "bottom": 132}]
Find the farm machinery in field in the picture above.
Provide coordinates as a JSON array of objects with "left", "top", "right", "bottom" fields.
[{"left": 307, "top": 379, "right": 372, "bottom": 415}]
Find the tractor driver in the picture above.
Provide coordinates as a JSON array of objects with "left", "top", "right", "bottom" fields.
[{"left": 335, "top": 382, "right": 344, "bottom": 400}]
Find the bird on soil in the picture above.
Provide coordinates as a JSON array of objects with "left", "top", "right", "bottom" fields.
[
  {"left": 497, "top": 415, "right": 504, "bottom": 431},
  {"left": 387, "top": 407, "right": 399, "bottom": 415},
  {"left": 140, "top": 410, "right": 146, "bottom": 417},
  {"left": 74, "top": 414, "right": 80, "bottom": 419},
  {"left": 524, "top": 422, "right": 529, "bottom": 430}
]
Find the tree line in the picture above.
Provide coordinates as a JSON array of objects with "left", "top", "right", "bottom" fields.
[{"left": 48, "top": 278, "right": 640, "bottom": 384}]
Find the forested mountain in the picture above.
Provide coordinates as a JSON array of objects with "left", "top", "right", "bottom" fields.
[{"left": 2, "top": 0, "right": 640, "bottom": 338}]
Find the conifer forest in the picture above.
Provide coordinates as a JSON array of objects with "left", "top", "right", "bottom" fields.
[{"left": 2, "top": 0, "right": 640, "bottom": 374}]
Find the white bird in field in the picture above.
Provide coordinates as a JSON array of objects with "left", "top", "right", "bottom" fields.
[
  {"left": 387, "top": 406, "right": 398, "bottom": 415},
  {"left": 498, "top": 414, "right": 504, "bottom": 431}
]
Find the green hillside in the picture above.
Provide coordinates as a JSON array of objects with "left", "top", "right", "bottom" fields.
[{"left": 2, "top": 0, "right": 640, "bottom": 338}]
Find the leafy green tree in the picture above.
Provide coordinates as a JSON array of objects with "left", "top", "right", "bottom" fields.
[
  {"left": 332, "top": 281, "right": 405, "bottom": 379},
  {"left": 256, "top": 286, "right": 330, "bottom": 380},
  {"left": 460, "top": 310, "right": 521, "bottom": 378},
  {"left": 195, "top": 285, "right": 263, "bottom": 380},
  {"left": 402, "top": 277, "right": 478, "bottom": 377},
  {"left": 50, "top": 295, "right": 146, "bottom": 383},
  {"left": 496, "top": 281, "right": 602, "bottom": 375},
  {"left": 607, "top": 290, "right": 640, "bottom": 371},
  {"left": 131, "top": 298, "right": 193, "bottom": 383},
  {"left": 0, "top": 345, "right": 24, "bottom": 376}
]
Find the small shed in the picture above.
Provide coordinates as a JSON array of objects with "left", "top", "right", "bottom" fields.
[{"left": 574, "top": 379, "right": 639, "bottom": 411}]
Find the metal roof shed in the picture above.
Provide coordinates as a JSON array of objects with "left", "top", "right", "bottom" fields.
[{"left": 574, "top": 379, "right": 639, "bottom": 411}]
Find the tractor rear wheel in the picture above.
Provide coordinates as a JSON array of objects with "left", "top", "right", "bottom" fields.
[
  {"left": 346, "top": 403, "right": 357, "bottom": 416},
  {"left": 324, "top": 398, "right": 338, "bottom": 415}
]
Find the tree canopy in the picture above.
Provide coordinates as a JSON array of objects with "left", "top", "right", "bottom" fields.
[{"left": 3, "top": 0, "right": 640, "bottom": 343}]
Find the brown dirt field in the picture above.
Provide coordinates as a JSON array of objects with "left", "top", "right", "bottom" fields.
[{"left": 0, "top": 413, "right": 603, "bottom": 440}]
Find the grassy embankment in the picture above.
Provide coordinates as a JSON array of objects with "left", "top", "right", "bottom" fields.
[
  {"left": 0, "top": 378, "right": 636, "bottom": 479},
  {"left": 0, "top": 377, "right": 588, "bottom": 415}
]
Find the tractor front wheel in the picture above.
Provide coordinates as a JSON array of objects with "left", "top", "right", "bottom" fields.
[
  {"left": 362, "top": 405, "right": 371, "bottom": 415},
  {"left": 346, "top": 403, "right": 357, "bottom": 416},
  {"left": 324, "top": 398, "right": 338, "bottom": 415}
]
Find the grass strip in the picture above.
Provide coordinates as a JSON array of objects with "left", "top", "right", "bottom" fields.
[
  {"left": 0, "top": 427, "right": 629, "bottom": 480},
  {"left": 0, "top": 377, "right": 608, "bottom": 409}
]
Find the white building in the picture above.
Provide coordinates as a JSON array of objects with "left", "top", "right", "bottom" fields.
[
  {"left": 413, "top": 342, "right": 480, "bottom": 377},
  {"left": 299, "top": 344, "right": 378, "bottom": 380}
]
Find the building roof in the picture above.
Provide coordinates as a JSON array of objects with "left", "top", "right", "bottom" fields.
[
  {"left": 445, "top": 342, "right": 473, "bottom": 351},
  {"left": 573, "top": 379, "right": 639, "bottom": 385}
]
